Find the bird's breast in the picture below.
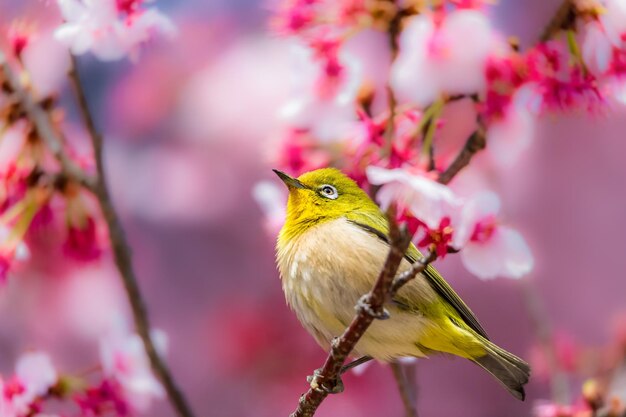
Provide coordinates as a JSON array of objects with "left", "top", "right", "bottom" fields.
[{"left": 276, "top": 218, "right": 399, "bottom": 340}]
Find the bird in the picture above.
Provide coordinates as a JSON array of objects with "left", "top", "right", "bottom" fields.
[{"left": 273, "top": 167, "right": 530, "bottom": 400}]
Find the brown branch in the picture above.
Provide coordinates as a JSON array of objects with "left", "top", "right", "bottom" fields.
[
  {"left": 437, "top": 122, "right": 486, "bottom": 185},
  {"left": 67, "top": 56, "right": 196, "bottom": 417},
  {"left": 539, "top": 0, "right": 577, "bottom": 43},
  {"left": 390, "top": 362, "right": 418, "bottom": 417},
  {"left": 390, "top": 251, "right": 437, "bottom": 297},
  {"left": 0, "top": 52, "right": 95, "bottom": 190}
]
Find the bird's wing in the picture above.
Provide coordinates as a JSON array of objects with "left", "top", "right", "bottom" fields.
[{"left": 345, "top": 212, "right": 490, "bottom": 340}]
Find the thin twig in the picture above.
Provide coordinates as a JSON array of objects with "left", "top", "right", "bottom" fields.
[
  {"left": 0, "top": 52, "right": 95, "bottom": 190},
  {"left": 539, "top": 0, "right": 576, "bottom": 43},
  {"left": 390, "top": 362, "right": 418, "bottom": 417},
  {"left": 437, "top": 123, "right": 486, "bottom": 185},
  {"left": 68, "top": 56, "right": 196, "bottom": 417},
  {"left": 391, "top": 251, "right": 437, "bottom": 297}
]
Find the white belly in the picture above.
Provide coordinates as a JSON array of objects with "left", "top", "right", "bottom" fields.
[{"left": 277, "top": 217, "right": 437, "bottom": 361}]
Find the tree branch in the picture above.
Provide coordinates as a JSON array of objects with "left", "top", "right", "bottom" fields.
[
  {"left": 539, "top": 0, "right": 576, "bottom": 43},
  {"left": 67, "top": 56, "right": 197, "bottom": 417},
  {"left": 0, "top": 52, "right": 95, "bottom": 191},
  {"left": 437, "top": 118, "right": 485, "bottom": 185}
]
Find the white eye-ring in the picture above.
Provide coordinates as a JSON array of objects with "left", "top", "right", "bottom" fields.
[{"left": 319, "top": 184, "right": 338, "bottom": 200}]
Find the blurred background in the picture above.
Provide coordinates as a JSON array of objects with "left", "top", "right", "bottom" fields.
[{"left": 1, "top": 0, "right": 626, "bottom": 416}]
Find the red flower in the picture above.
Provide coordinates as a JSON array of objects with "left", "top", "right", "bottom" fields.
[{"left": 63, "top": 216, "right": 102, "bottom": 262}]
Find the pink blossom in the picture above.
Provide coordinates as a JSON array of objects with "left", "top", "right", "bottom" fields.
[
  {"left": 485, "top": 102, "right": 535, "bottom": 167},
  {"left": 22, "top": 31, "right": 71, "bottom": 97},
  {"left": 252, "top": 181, "right": 287, "bottom": 236},
  {"left": 526, "top": 43, "right": 604, "bottom": 112},
  {"left": 7, "top": 21, "right": 33, "bottom": 58},
  {"left": 454, "top": 191, "right": 533, "bottom": 279},
  {"left": 9, "top": 351, "right": 57, "bottom": 414},
  {"left": 596, "top": 0, "right": 626, "bottom": 49},
  {"left": 54, "top": 0, "right": 175, "bottom": 61},
  {"left": 406, "top": 215, "right": 454, "bottom": 257},
  {"left": 273, "top": 129, "right": 331, "bottom": 177},
  {"left": 100, "top": 330, "right": 166, "bottom": 411},
  {"left": 63, "top": 216, "right": 102, "bottom": 262},
  {"left": 533, "top": 400, "right": 592, "bottom": 417},
  {"left": 391, "top": 10, "right": 501, "bottom": 107},
  {"left": 366, "top": 166, "right": 461, "bottom": 229},
  {"left": 279, "top": 41, "right": 362, "bottom": 141},
  {"left": 582, "top": 21, "right": 613, "bottom": 74},
  {"left": 273, "top": 0, "right": 318, "bottom": 35},
  {"left": 74, "top": 378, "right": 130, "bottom": 416},
  {"left": 0, "top": 225, "right": 30, "bottom": 283}
]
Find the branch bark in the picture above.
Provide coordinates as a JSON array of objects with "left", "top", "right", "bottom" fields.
[
  {"left": 539, "top": 0, "right": 576, "bottom": 43},
  {"left": 67, "top": 56, "right": 196, "bottom": 417},
  {"left": 437, "top": 125, "right": 486, "bottom": 185},
  {"left": 0, "top": 52, "right": 95, "bottom": 191}
]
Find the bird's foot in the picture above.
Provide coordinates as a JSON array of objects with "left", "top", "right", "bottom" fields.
[
  {"left": 307, "top": 369, "right": 344, "bottom": 394},
  {"left": 356, "top": 294, "right": 390, "bottom": 320}
]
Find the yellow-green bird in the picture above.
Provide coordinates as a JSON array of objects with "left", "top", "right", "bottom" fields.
[{"left": 274, "top": 167, "right": 530, "bottom": 400}]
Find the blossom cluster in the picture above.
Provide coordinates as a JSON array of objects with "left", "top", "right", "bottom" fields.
[
  {"left": 0, "top": 0, "right": 177, "bottom": 282},
  {"left": 0, "top": 325, "right": 165, "bottom": 417},
  {"left": 0, "top": 3, "right": 176, "bottom": 416},
  {"left": 54, "top": 0, "right": 175, "bottom": 61},
  {"left": 0, "top": 80, "right": 103, "bottom": 283},
  {"left": 255, "top": 0, "right": 626, "bottom": 280}
]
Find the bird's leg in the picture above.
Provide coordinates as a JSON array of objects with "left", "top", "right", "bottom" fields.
[
  {"left": 340, "top": 355, "right": 372, "bottom": 374},
  {"left": 307, "top": 368, "right": 344, "bottom": 394}
]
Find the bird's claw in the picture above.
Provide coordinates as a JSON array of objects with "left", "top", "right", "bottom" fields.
[
  {"left": 307, "top": 369, "right": 344, "bottom": 394},
  {"left": 356, "top": 295, "right": 390, "bottom": 320}
]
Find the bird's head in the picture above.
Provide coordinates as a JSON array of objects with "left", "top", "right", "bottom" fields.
[{"left": 273, "top": 168, "right": 379, "bottom": 240}]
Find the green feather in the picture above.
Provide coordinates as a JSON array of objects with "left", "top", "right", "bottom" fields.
[{"left": 345, "top": 211, "right": 489, "bottom": 339}]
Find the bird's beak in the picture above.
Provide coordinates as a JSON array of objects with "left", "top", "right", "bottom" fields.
[{"left": 273, "top": 169, "right": 307, "bottom": 190}]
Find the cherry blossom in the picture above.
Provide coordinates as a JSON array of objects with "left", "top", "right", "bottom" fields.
[
  {"left": 279, "top": 40, "right": 362, "bottom": 141},
  {"left": 485, "top": 103, "right": 535, "bottom": 167},
  {"left": 63, "top": 215, "right": 102, "bottom": 262},
  {"left": 391, "top": 9, "right": 502, "bottom": 107},
  {"left": 454, "top": 191, "right": 533, "bottom": 279},
  {"left": 100, "top": 328, "right": 166, "bottom": 411},
  {"left": 7, "top": 21, "right": 34, "bottom": 58},
  {"left": 252, "top": 181, "right": 287, "bottom": 235},
  {"left": 54, "top": 0, "right": 175, "bottom": 61},
  {"left": 9, "top": 351, "right": 58, "bottom": 415},
  {"left": 366, "top": 166, "right": 461, "bottom": 229},
  {"left": 273, "top": 129, "right": 332, "bottom": 177},
  {"left": 533, "top": 400, "right": 592, "bottom": 417}
]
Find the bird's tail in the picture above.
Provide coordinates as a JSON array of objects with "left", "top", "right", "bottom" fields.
[{"left": 472, "top": 334, "right": 531, "bottom": 401}]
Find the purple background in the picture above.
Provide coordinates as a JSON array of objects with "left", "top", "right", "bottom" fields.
[{"left": 1, "top": 1, "right": 625, "bottom": 416}]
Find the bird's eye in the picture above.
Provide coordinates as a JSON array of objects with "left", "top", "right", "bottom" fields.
[{"left": 319, "top": 184, "right": 338, "bottom": 200}]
